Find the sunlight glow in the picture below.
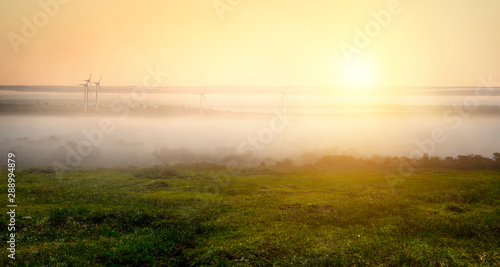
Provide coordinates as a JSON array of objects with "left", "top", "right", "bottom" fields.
[{"left": 340, "top": 58, "right": 377, "bottom": 89}]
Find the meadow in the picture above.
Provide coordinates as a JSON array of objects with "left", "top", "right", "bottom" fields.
[{"left": 0, "top": 165, "right": 499, "bottom": 266}]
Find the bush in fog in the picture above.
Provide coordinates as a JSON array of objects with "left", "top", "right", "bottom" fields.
[
  {"left": 315, "top": 155, "right": 375, "bottom": 168},
  {"left": 312, "top": 153, "right": 500, "bottom": 170},
  {"left": 494, "top": 153, "right": 500, "bottom": 164},
  {"left": 274, "top": 158, "right": 295, "bottom": 169},
  {"left": 455, "top": 154, "right": 496, "bottom": 170}
]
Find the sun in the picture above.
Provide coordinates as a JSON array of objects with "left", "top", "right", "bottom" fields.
[{"left": 338, "top": 57, "right": 377, "bottom": 89}]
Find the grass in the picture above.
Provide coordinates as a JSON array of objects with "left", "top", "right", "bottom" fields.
[{"left": 0, "top": 166, "right": 499, "bottom": 266}]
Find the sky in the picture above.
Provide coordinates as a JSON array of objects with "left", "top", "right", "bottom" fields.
[{"left": 1, "top": 0, "right": 499, "bottom": 87}]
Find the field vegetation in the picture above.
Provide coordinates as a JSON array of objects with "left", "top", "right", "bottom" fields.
[{"left": 0, "top": 161, "right": 499, "bottom": 266}]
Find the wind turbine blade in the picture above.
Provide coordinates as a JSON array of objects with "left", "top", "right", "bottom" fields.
[{"left": 98, "top": 75, "right": 102, "bottom": 83}]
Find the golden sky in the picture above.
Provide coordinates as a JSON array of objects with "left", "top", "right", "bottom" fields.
[{"left": 1, "top": 0, "right": 499, "bottom": 87}]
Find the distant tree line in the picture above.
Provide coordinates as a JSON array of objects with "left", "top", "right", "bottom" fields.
[{"left": 309, "top": 153, "right": 500, "bottom": 170}]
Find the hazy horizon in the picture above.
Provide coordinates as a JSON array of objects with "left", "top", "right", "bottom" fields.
[{"left": 2, "top": 86, "right": 500, "bottom": 167}]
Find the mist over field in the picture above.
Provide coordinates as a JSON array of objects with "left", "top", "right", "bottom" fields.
[{"left": 1, "top": 87, "right": 500, "bottom": 168}]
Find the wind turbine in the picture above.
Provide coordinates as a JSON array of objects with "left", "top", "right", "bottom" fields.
[
  {"left": 83, "top": 73, "right": 92, "bottom": 86},
  {"left": 79, "top": 73, "right": 93, "bottom": 112},
  {"left": 198, "top": 84, "right": 207, "bottom": 116},
  {"left": 78, "top": 82, "right": 92, "bottom": 112},
  {"left": 93, "top": 75, "right": 102, "bottom": 111},
  {"left": 280, "top": 84, "right": 290, "bottom": 115}
]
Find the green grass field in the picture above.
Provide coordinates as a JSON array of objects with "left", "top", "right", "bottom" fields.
[{"left": 1, "top": 165, "right": 499, "bottom": 266}]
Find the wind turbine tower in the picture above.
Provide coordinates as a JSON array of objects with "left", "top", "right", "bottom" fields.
[
  {"left": 80, "top": 73, "right": 93, "bottom": 112},
  {"left": 93, "top": 75, "right": 103, "bottom": 111},
  {"left": 78, "top": 83, "right": 88, "bottom": 112},
  {"left": 199, "top": 84, "right": 207, "bottom": 116}
]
